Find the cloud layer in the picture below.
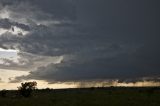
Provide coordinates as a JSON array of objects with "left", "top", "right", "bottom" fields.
[{"left": 0, "top": 0, "right": 160, "bottom": 84}]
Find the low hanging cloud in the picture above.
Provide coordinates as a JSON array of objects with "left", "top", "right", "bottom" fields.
[
  {"left": 0, "top": 0, "right": 160, "bottom": 85},
  {"left": 11, "top": 51, "right": 160, "bottom": 83}
]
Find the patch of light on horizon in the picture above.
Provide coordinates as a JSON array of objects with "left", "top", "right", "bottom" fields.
[
  {"left": 0, "top": 69, "right": 29, "bottom": 83},
  {"left": 1, "top": 79, "right": 160, "bottom": 90},
  {"left": 0, "top": 80, "right": 77, "bottom": 90}
]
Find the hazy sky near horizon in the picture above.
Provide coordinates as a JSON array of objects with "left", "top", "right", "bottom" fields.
[{"left": 0, "top": 0, "right": 160, "bottom": 89}]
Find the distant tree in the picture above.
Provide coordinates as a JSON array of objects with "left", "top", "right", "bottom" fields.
[
  {"left": 18, "top": 81, "right": 37, "bottom": 97},
  {"left": 0, "top": 89, "right": 7, "bottom": 97},
  {"left": 45, "top": 88, "right": 52, "bottom": 90}
]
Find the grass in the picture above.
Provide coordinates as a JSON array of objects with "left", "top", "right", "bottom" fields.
[{"left": 0, "top": 87, "right": 160, "bottom": 106}]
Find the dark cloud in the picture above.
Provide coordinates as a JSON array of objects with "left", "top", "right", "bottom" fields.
[
  {"left": 0, "top": 0, "right": 160, "bottom": 83},
  {"left": 0, "top": 18, "right": 30, "bottom": 30},
  {"left": 31, "top": 0, "right": 76, "bottom": 20},
  {"left": 12, "top": 50, "right": 160, "bottom": 83}
]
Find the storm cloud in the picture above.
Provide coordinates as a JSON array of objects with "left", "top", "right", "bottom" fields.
[{"left": 0, "top": 0, "right": 160, "bottom": 84}]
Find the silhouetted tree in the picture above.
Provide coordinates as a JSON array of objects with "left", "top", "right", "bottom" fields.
[
  {"left": 18, "top": 81, "right": 37, "bottom": 97},
  {"left": 0, "top": 89, "right": 7, "bottom": 97}
]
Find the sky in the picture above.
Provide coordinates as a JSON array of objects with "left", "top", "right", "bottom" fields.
[{"left": 0, "top": 0, "right": 160, "bottom": 89}]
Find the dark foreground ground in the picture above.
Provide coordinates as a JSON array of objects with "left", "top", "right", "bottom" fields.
[{"left": 0, "top": 87, "right": 160, "bottom": 106}]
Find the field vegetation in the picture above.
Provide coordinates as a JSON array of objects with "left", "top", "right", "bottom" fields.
[{"left": 0, "top": 87, "right": 160, "bottom": 106}]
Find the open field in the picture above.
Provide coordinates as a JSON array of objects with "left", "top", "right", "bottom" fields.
[{"left": 0, "top": 87, "right": 160, "bottom": 106}]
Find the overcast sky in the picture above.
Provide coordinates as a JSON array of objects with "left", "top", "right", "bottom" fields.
[{"left": 0, "top": 0, "right": 160, "bottom": 89}]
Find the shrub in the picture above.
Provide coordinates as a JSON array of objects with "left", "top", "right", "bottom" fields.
[
  {"left": 0, "top": 89, "right": 7, "bottom": 97},
  {"left": 18, "top": 81, "right": 37, "bottom": 97}
]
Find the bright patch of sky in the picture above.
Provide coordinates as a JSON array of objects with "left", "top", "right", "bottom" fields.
[
  {"left": 0, "top": 48, "right": 19, "bottom": 64},
  {"left": 0, "top": 69, "right": 29, "bottom": 82},
  {"left": 0, "top": 79, "right": 77, "bottom": 90}
]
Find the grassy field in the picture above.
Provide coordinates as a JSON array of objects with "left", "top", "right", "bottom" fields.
[{"left": 0, "top": 87, "right": 160, "bottom": 106}]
